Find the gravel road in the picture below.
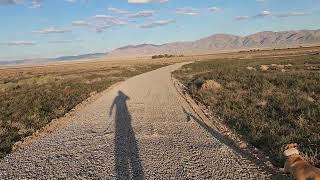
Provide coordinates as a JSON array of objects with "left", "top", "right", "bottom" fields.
[{"left": 0, "top": 63, "right": 286, "bottom": 179}]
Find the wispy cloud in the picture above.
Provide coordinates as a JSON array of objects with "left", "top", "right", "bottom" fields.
[
  {"left": 71, "top": 17, "right": 116, "bottom": 33},
  {"left": 3, "top": 41, "right": 36, "bottom": 46},
  {"left": 128, "top": 10, "right": 155, "bottom": 18},
  {"left": 0, "top": 0, "right": 21, "bottom": 5},
  {"left": 234, "top": 16, "right": 250, "bottom": 21},
  {"left": 276, "top": 12, "right": 310, "bottom": 18},
  {"left": 0, "top": 0, "right": 73, "bottom": 8},
  {"left": 254, "top": 10, "right": 272, "bottom": 18},
  {"left": 208, "top": 7, "right": 221, "bottom": 13},
  {"left": 176, "top": 8, "right": 198, "bottom": 16},
  {"left": 235, "top": 10, "right": 310, "bottom": 21},
  {"left": 49, "top": 39, "right": 82, "bottom": 43},
  {"left": 92, "top": 15, "right": 128, "bottom": 32},
  {"left": 29, "top": 0, "right": 41, "bottom": 8},
  {"left": 94, "top": 15, "right": 128, "bottom": 25},
  {"left": 0, "top": 0, "right": 41, "bottom": 8},
  {"left": 128, "top": 0, "right": 168, "bottom": 4},
  {"left": 235, "top": 10, "right": 271, "bottom": 21},
  {"left": 95, "top": 15, "right": 114, "bottom": 19},
  {"left": 95, "top": 25, "right": 113, "bottom": 33},
  {"left": 139, "top": 19, "right": 174, "bottom": 28},
  {"left": 72, "top": 20, "right": 90, "bottom": 27},
  {"left": 33, "top": 27, "right": 72, "bottom": 34},
  {"left": 108, "top": 7, "right": 130, "bottom": 14}
]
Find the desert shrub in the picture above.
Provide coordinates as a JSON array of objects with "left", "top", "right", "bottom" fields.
[
  {"left": 173, "top": 55, "right": 320, "bottom": 167},
  {"left": 152, "top": 54, "right": 177, "bottom": 59}
]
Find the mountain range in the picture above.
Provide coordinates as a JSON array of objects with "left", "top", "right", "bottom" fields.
[
  {"left": 107, "top": 29, "right": 320, "bottom": 57},
  {"left": 1, "top": 29, "right": 320, "bottom": 65}
]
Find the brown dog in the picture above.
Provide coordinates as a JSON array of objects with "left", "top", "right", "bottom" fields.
[{"left": 283, "top": 143, "right": 320, "bottom": 180}]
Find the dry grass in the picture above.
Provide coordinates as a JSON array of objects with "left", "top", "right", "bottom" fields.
[
  {"left": 1, "top": 46, "right": 319, "bottom": 160},
  {"left": 173, "top": 48, "right": 320, "bottom": 168},
  {"left": 201, "top": 80, "right": 222, "bottom": 92},
  {"left": 0, "top": 59, "right": 174, "bottom": 158}
]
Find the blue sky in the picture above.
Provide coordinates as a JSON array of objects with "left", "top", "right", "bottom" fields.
[{"left": 0, "top": 0, "right": 319, "bottom": 61}]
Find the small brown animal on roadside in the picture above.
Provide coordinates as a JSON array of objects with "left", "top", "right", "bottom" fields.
[{"left": 283, "top": 143, "right": 320, "bottom": 180}]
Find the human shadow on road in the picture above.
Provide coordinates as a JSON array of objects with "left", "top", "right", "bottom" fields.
[{"left": 109, "top": 91, "right": 144, "bottom": 180}]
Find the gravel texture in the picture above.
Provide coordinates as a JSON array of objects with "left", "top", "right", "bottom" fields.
[{"left": 0, "top": 63, "right": 286, "bottom": 179}]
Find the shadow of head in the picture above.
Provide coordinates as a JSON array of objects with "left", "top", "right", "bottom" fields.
[
  {"left": 118, "top": 90, "right": 130, "bottom": 100},
  {"left": 109, "top": 91, "right": 130, "bottom": 117}
]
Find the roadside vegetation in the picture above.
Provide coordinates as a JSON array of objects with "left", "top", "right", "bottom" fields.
[
  {"left": 173, "top": 54, "right": 320, "bottom": 167},
  {"left": 0, "top": 61, "right": 170, "bottom": 158},
  {"left": 152, "top": 54, "right": 184, "bottom": 59}
]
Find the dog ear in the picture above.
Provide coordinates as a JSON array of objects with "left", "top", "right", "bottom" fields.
[
  {"left": 283, "top": 144, "right": 290, "bottom": 150},
  {"left": 283, "top": 143, "right": 298, "bottom": 151}
]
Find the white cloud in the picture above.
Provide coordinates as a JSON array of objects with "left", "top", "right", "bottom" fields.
[
  {"left": 276, "top": 12, "right": 310, "bottom": 18},
  {"left": 92, "top": 15, "right": 128, "bottom": 33},
  {"left": 128, "top": 0, "right": 168, "bottom": 3},
  {"left": 140, "top": 19, "right": 174, "bottom": 28},
  {"left": 235, "top": 10, "right": 272, "bottom": 20},
  {"left": 94, "top": 15, "right": 128, "bottom": 25},
  {"left": 72, "top": 20, "right": 90, "bottom": 26},
  {"left": 158, "top": 0, "right": 168, "bottom": 3},
  {"left": 255, "top": 10, "right": 272, "bottom": 17},
  {"left": 33, "top": 27, "right": 72, "bottom": 34},
  {"left": 108, "top": 7, "right": 130, "bottom": 14},
  {"left": 5, "top": 41, "right": 36, "bottom": 46},
  {"left": 95, "top": 25, "right": 113, "bottom": 33},
  {"left": 236, "top": 10, "right": 310, "bottom": 21},
  {"left": 176, "top": 8, "right": 198, "bottom": 16},
  {"left": 129, "top": 0, "right": 151, "bottom": 3},
  {"left": 209, "top": 7, "right": 221, "bottom": 13},
  {"left": 0, "top": 0, "right": 42, "bottom": 8},
  {"left": 0, "top": 0, "right": 21, "bottom": 5},
  {"left": 128, "top": 10, "right": 155, "bottom": 18},
  {"left": 95, "top": 15, "right": 114, "bottom": 19},
  {"left": 49, "top": 39, "right": 82, "bottom": 43},
  {"left": 234, "top": 16, "right": 250, "bottom": 21},
  {"left": 29, "top": 0, "right": 41, "bottom": 8}
]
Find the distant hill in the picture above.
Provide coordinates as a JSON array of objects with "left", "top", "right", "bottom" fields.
[
  {"left": 107, "top": 29, "right": 320, "bottom": 57},
  {"left": 2, "top": 29, "right": 320, "bottom": 66},
  {"left": 48, "top": 53, "right": 107, "bottom": 61},
  {"left": 0, "top": 53, "right": 108, "bottom": 66}
]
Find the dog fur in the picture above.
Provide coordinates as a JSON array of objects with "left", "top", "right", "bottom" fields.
[{"left": 283, "top": 143, "right": 320, "bottom": 180}]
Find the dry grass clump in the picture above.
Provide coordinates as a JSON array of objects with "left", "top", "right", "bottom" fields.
[
  {"left": 201, "top": 80, "right": 222, "bottom": 92},
  {"left": 260, "top": 65, "right": 269, "bottom": 71},
  {"left": 173, "top": 54, "right": 320, "bottom": 168},
  {"left": 260, "top": 63, "right": 293, "bottom": 72},
  {"left": 246, "top": 66, "right": 256, "bottom": 71},
  {"left": 256, "top": 100, "right": 267, "bottom": 107}
]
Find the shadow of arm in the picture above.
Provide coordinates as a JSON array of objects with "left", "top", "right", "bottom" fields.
[{"left": 109, "top": 98, "right": 116, "bottom": 117}]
